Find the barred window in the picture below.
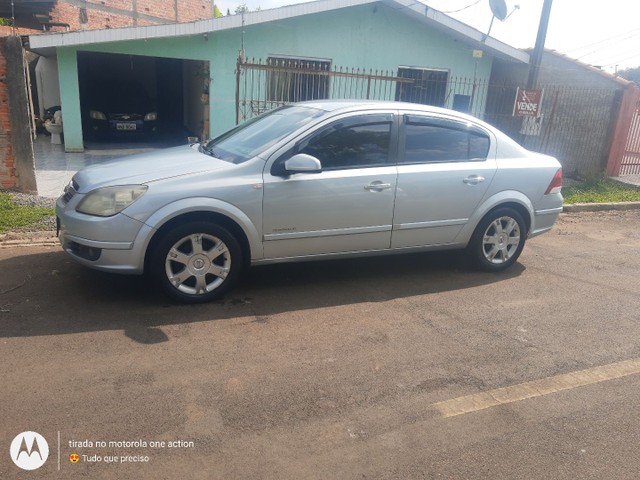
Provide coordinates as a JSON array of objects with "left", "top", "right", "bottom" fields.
[
  {"left": 266, "top": 56, "right": 331, "bottom": 103},
  {"left": 396, "top": 67, "right": 448, "bottom": 108}
]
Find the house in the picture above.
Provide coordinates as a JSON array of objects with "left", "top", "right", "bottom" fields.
[
  {"left": 0, "top": 0, "right": 213, "bottom": 191},
  {"left": 26, "top": 0, "right": 529, "bottom": 154}
]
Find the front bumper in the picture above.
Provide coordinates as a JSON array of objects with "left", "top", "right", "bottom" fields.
[
  {"left": 88, "top": 119, "right": 158, "bottom": 139},
  {"left": 56, "top": 195, "right": 154, "bottom": 274}
]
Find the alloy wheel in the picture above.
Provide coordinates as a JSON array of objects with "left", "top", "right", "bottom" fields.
[
  {"left": 164, "top": 233, "right": 231, "bottom": 295},
  {"left": 481, "top": 216, "right": 521, "bottom": 264}
]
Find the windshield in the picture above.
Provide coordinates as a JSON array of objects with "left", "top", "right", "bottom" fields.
[{"left": 202, "top": 105, "right": 326, "bottom": 164}]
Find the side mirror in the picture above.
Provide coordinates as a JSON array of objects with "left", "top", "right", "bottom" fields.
[{"left": 283, "top": 154, "right": 322, "bottom": 174}]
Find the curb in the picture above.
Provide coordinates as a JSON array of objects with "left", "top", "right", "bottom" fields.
[
  {"left": 562, "top": 201, "right": 640, "bottom": 212},
  {"left": 0, "top": 232, "right": 58, "bottom": 249}
]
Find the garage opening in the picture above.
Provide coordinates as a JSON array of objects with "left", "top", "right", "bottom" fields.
[{"left": 77, "top": 52, "right": 209, "bottom": 148}]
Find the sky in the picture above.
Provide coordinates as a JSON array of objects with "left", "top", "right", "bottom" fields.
[{"left": 213, "top": 0, "right": 640, "bottom": 73}]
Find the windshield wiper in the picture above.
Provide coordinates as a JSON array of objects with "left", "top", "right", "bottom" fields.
[{"left": 200, "top": 144, "right": 218, "bottom": 158}]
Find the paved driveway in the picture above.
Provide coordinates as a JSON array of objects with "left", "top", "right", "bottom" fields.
[
  {"left": 2, "top": 211, "right": 640, "bottom": 479},
  {"left": 33, "top": 136, "right": 163, "bottom": 198}
]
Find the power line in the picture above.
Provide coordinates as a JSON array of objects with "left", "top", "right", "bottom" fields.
[
  {"left": 440, "top": 0, "right": 483, "bottom": 14},
  {"left": 601, "top": 51, "right": 640, "bottom": 68},
  {"left": 565, "top": 27, "right": 640, "bottom": 54},
  {"left": 575, "top": 30, "right": 640, "bottom": 61}
]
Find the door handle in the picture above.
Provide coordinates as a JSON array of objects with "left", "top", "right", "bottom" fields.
[
  {"left": 463, "top": 175, "right": 485, "bottom": 185},
  {"left": 364, "top": 182, "right": 392, "bottom": 191}
]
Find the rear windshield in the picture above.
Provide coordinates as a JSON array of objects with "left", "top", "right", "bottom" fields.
[{"left": 202, "top": 105, "right": 325, "bottom": 164}]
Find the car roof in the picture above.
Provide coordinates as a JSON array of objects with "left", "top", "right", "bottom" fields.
[
  {"left": 298, "top": 99, "right": 455, "bottom": 113},
  {"left": 295, "top": 99, "right": 494, "bottom": 130}
]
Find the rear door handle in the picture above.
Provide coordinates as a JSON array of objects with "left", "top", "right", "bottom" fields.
[
  {"left": 463, "top": 175, "right": 485, "bottom": 185},
  {"left": 364, "top": 182, "right": 392, "bottom": 191}
]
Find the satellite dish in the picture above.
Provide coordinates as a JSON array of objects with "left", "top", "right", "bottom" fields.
[{"left": 490, "top": 0, "right": 508, "bottom": 21}]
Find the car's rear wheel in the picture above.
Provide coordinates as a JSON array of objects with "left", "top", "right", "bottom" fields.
[
  {"left": 150, "top": 222, "right": 242, "bottom": 303},
  {"left": 469, "top": 207, "right": 526, "bottom": 272}
]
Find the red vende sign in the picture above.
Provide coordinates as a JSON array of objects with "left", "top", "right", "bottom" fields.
[{"left": 513, "top": 88, "right": 544, "bottom": 117}]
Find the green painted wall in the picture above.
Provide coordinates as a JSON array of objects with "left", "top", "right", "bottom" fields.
[
  {"left": 56, "top": 47, "right": 83, "bottom": 152},
  {"left": 56, "top": 3, "right": 494, "bottom": 151}
]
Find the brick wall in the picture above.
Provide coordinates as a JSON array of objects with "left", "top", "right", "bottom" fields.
[
  {"left": 0, "top": 36, "right": 37, "bottom": 192},
  {"left": 0, "top": 27, "right": 40, "bottom": 190},
  {"left": 47, "top": 0, "right": 212, "bottom": 31},
  {"left": 0, "top": 26, "right": 41, "bottom": 36},
  {"left": 0, "top": 38, "right": 15, "bottom": 189}
]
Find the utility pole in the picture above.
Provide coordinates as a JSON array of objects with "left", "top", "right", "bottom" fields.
[
  {"left": 527, "top": 0, "right": 554, "bottom": 89},
  {"left": 11, "top": 0, "right": 15, "bottom": 35}
]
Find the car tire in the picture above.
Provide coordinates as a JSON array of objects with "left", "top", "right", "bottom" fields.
[
  {"left": 150, "top": 221, "right": 243, "bottom": 303},
  {"left": 468, "top": 207, "right": 526, "bottom": 272}
]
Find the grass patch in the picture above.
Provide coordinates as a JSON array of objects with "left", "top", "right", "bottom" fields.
[
  {"left": 563, "top": 177, "right": 640, "bottom": 204},
  {"left": 0, "top": 193, "right": 54, "bottom": 233}
]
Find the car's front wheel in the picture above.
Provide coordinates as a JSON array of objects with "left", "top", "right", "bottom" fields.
[
  {"left": 468, "top": 207, "right": 526, "bottom": 272},
  {"left": 150, "top": 222, "right": 242, "bottom": 303}
]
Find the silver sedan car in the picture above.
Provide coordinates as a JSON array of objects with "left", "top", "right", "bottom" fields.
[{"left": 56, "top": 101, "right": 563, "bottom": 303}]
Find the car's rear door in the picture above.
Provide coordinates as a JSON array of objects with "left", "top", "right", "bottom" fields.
[
  {"left": 391, "top": 113, "right": 497, "bottom": 248},
  {"left": 262, "top": 112, "right": 398, "bottom": 259}
]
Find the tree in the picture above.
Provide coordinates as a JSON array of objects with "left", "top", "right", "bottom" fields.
[
  {"left": 235, "top": 4, "right": 249, "bottom": 14},
  {"left": 213, "top": 5, "right": 222, "bottom": 18},
  {"left": 618, "top": 67, "right": 640, "bottom": 84}
]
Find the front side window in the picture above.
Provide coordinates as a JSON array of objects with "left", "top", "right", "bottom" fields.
[
  {"left": 402, "top": 116, "right": 490, "bottom": 164},
  {"left": 296, "top": 115, "right": 393, "bottom": 170}
]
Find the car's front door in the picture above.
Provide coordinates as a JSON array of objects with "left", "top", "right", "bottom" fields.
[
  {"left": 262, "top": 113, "right": 398, "bottom": 259},
  {"left": 391, "top": 114, "right": 497, "bottom": 248}
]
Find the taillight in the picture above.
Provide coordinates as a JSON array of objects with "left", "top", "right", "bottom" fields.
[{"left": 544, "top": 168, "right": 562, "bottom": 195}]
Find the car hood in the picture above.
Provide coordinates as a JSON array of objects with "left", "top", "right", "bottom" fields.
[{"left": 74, "top": 145, "right": 232, "bottom": 192}]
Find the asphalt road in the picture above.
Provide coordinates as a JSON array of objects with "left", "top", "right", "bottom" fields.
[{"left": 2, "top": 210, "right": 640, "bottom": 479}]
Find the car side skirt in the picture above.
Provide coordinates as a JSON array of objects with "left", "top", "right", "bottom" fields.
[{"left": 251, "top": 242, "right": 467, "bottom": 265}]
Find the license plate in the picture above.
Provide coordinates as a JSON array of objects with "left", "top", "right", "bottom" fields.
[{"left": 116, "top": 122, "right": 136, "bottom": 131}]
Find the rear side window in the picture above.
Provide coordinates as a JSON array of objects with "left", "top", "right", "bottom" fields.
[{"left": 402, "top": 115, "right": 490, "bottom": 164}]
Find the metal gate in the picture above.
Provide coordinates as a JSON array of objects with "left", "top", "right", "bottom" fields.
[
  {"left": 235, "top": 57, "right": 414, "bottom": 124},
  {"left": 607, "top": 86, "right": 640, "bottom": 177},
  {"left": 234, "top": 57, "right": 499, "bottom": 124},
  {"left": 619, "top": 99, "right": 640, "bottom": 175},
  {"left": 236, "top": 57, "right": 631, "bottom": 177}
]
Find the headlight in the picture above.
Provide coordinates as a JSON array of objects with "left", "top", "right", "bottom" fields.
[
  {"left": 76, "top": 185, "right": 148, "bottom": 217},
  {"left": 90, "top": 110, "right": 107, "bottom": 120},
  {"left": 144, "top": 112, "right": 157, "bottom": 121}
]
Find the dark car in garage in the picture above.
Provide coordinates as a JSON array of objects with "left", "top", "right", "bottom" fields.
[{"left": 83, "top": 80, "right": 158, "bottom": 140}]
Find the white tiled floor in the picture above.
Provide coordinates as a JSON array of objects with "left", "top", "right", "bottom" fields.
[{"left": 34, "top": 136, "right": 160, "bottom": 197}]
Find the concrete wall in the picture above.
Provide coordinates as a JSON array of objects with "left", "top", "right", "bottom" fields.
[
  {"left": 55, "top": 3, "right": 495, "bottom": 151},
  {"left": 488, "top": 52, "right": 627, "bottom": 176},
  {"left": 35, "top": 56, "right": 61, "bottom": 117},
  {"left": 532, "top": 54, "right": 626, "bottom": 176}
]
